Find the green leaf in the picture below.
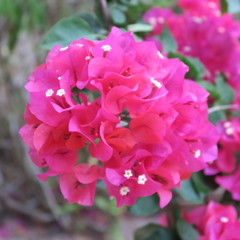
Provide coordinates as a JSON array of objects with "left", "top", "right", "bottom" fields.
[
  {"left": 175, "top": 179, "right": 204, "bottom": 204},
  {"left": 191, "top": 172, "right": 212, "bottom": 194},
  {"left": 128, "top": 194, "right": 159, "bottom": 216},
  {"left": 134, "top": 224, "right": 179, "bottom": 240},
  {"left": 221, "top": 0, "right": 228, "bottom": 13},
  {"left": 75, "top": 12, "right": 106, "bottom": 34},
  {"left": 176, "top": 219, "right": 199, "bottom": 240},
  {"left": 215, "top": 75, "right": 234, "bottom": 105},
  {"left": 226, "top": 0, "right": 240, "bottom": 14},
  {"left": 127, "top": 22, "right": 152, "bottom": 32},
  {"left": 197, "top": 80, "right": 219, "bottom": 99},
  {"left": 135, "top": 224, "right": 160, "bottom": 240},
  {"left": 151, "top": 0, "right": 176, "bottom": 8},
  {"left": 95, "top": 196, "right": 123, "bottom": 217},
  {"left": 159, "top": 25, "right": 177, "bottom": 53},
  {"left": 109, "top": 4, "right": 126, "bottom": 25},
  {"left": 209, "top": 110, "right": 226, "bottom": 125},
  {"left": 57, "top": 203, "right": 82, "bottom": 215},
  {"left": 168, "top": 52, "right": 204, "bottom": 80},
  {"left": 41, "top": 16, "right": 96, "bottom": 50},
  {"left": 230, "top": 110, "right": 240, "bottom": 118}
]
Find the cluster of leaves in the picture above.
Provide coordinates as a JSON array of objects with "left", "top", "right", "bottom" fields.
[
  {"left": 134, "top": 220, "right": 199, "bottom": 240},
  {"left": 41, "top": 0, "right": 177, "bottom": 49}
]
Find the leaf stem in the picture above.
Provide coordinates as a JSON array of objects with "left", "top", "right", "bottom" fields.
[{"left": 208, "top": 104, "right": 239, "bottom": 114}]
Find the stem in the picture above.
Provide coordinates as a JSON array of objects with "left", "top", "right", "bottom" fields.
[
  {"left": 208, "top": 104, "right": 239, "bottom": 114},
  {"left": 100, "top": 0, "right": 111, "bottom": 30}
]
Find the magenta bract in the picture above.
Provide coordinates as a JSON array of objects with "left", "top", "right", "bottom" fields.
[{"left": 19, "top": 27, "right": 218, "bottom": 207}]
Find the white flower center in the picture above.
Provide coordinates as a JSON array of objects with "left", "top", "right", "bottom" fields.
[
  {"left": 157, "top": 51, "right": 164, "bottom": 59},
  {"left": 76, "top": 43, "right": 84, "bottom": 47},
  {"left": 85, "top": 56, "right": 91, "bottom": 61},
  {"left": 60, "top": 46, "right": 68, "bottom": 51},
  {"left": 101, "top": 45, "right": 112, "bottom": 52},
  {"left": 120, "top": 186, "right": 130, "bottom": 196},
  {"left": 226, "top": 127, "right": 234, "bottom": 135},
  {"left": 193, "top": 17, "right": 203, "bottom": 24},
  {"left": 58, "top": 76, "right": 62, "bottom": 81},
  {"left": 124, "top": 170, "right": 133, "bottom": 179},
  {"left": 218, "top": 27, "right": 226, "bottom": 34},
  {"left": 183, "top": 46, "right": 191, "bottom": 52},
  {"left": 149, "top": 17, "right": 157, "bottom": 26},
  {"left": 45, "top": 89, "right": 54, "bottom": 97},
  {"left": 56, "top": 89, "right": 65, "bottom": 96},
  {"left": 220, "top": 217, "right": 229, "bottom": 223},
  {"left": 138, "top": 174, "right": 147, "bottom": 185},
  {"left": 151, "top": 77, "right": 162, "bottom": 88},
  {"left": 194, "top": 149, "right": 201, "bottom": 158},
  {"left": 157, "top": 17, "right": 165, "bottom": 24},
  {"left": 223, "top": 121, "right": 231, "bottom": 128}
]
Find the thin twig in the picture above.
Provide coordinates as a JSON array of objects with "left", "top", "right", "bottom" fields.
[
  {"left": 208, "top": 104, "right": 239, "bottom": 114},
  {"left": 0, "top": 191, "right": 54, "bottom": 222},
  {"left": 100, "top": 0, "right": 111, "bottom": 30}
]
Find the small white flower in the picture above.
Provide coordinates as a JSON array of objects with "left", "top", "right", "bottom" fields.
[
  {"left": 124, "top": 170, "right": 133, "bottom": 179},
  {"left": 45, "top": 89, "right": 54, "bottom": 97},
  {"left": 194, "top": 149, "right": 201, "bottom": 159},
  {"left": 223, "top": 121, "right": 231, "bottom": 128},
  {"left": 226, "top": 127, "right": 234, "bottom": 135},
  {"left": 120, "top": 186, "right": 130, "bottom": 196},
  {"left": 193, "top": 17, "right": 203, "bottom": 24},
  {"left": 60, "top": 46, "right": 68, "bottom": 51},
  {"left": 101, "top": 45, "right": 112, "bottom": 52},
  {"left": 151, "top": 77, "right": 162, "bottom": 88},
  {"left": 149, "top": 17, "right": 157, "bottom": 26},
  {"left": 157, "top": 51, "right": 164, "bottom": 59},
  {"left": 138, "top": 174, "right": 147, "bottom": 185},
  {"left": 56, "top": 89, "right": 65, "bottom": 96},
  {"left": 183, "top": 46, "right": 191, "bottom": 52},
  {"left": 220, "top": 217, "right": 229, "bottom": 223},
  {"left": 218, "top": 27, "right": 226, "bottom": 34},
  {"left": 157, "top": 17, "right": 165, "bottom": 24}
]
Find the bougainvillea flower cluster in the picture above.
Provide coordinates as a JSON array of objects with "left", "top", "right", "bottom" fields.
[
  {"left": 207, "top": 118, "right": 240, "bottom": 200},
  {"left": 19, "top": 27, "right": 218, "bottom": 208},
  {"left": 184, "top": 201, "right": 240, "bottom": 240},
  {"left": 144, "top": 1, "right": 240, "bottom": 203},
  {"left": 143, "top": 0, "right": 240, "bottom": 86},
  {"left": 179, "top": 0, "right": 221, "bottom": 17},
  {"left": 206, "top": 118, "right": 240, "bottom": 175}
]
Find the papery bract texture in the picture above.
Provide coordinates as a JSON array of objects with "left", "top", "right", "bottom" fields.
[
  {"left": 184, "top": 201, "right": 240, "bottom": 240},
  {"left": 143, "top": 2, "right": 240, "bottom": 85},
  {"left": 19, "top": 27, "right": 218, "bottom": 207}
]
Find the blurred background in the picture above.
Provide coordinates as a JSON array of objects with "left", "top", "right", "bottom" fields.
[{"left": 0, "top": 0, "right": 164, "bottom": 239}]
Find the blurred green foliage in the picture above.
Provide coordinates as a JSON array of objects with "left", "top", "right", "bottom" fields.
[
  {"left": 176, "top": 219, "right": 200, "bottom": 240},
  {"left": 134, "top": 223, "right": 180, "bottom": 240},
  {"left": 0, "top": 0, "right": 47, "bottom": 50},
  {"left": 128, "top": 194, "right": 160, "bottom": 216}
]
